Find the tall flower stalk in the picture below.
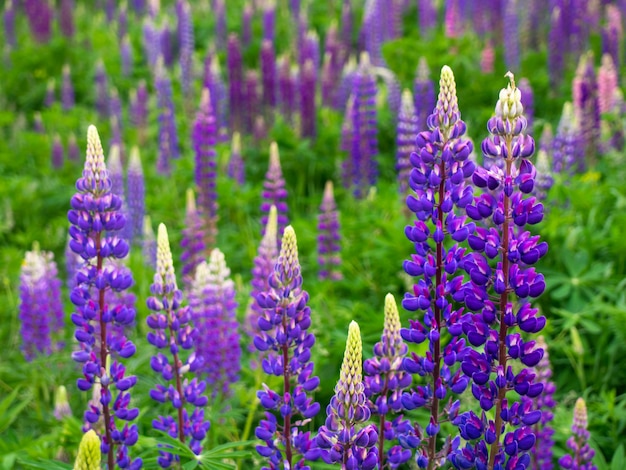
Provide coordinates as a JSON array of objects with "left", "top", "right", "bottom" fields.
[
  {"left": 68, "top": 125, "right": 141, "bottom": 470},
  {"left": 558, "top": 398, "right": 597, "bottom": 470}
]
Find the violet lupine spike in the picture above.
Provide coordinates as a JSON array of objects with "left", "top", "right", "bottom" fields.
[
  {"left": 572, "top": 52, "right": 600, "bottom": 161},
  {"left": 142, "top": 215, "right": 157, "bottom": 269},
  {"left": 602, "top": 5, "right": 622, "bottom": 70},
  {"left": 227, "top": 34, "right": 244, "bottom": 133},
  {"left": 254, "top": 115, "right": 268, "bottom": 141},
  {"left": 117, "top": 3, "right": 128, "bottom": 40},
  {"left": 127, "top": 147, "right": 145, "bottom": 246},
  {"left": 362, "top": 0, "right": 385, "bottom": 67},
  {"left": 177, "top": 0, "right": 194, "bottom": 97},
  {"left": 418, "top": 0, "right": 437, "bottom": 37},
  {"left": 277, "top": 56, "right": 297, "bottom": 124},
  {"left": 160, "top": 20, "right": 174, "bottom": 67},
  {"left": 300, "top": 59, "right": 317, "bottom": 139},
  {"left": 396, "top": 89, "right": 419, "bottom": 197},
  {"left": 597, "top": 53, "right": 618, "bottom": 115},
  {"left": 61, "top": 64, "right": 75, "bottom": 111},
  {"left": 526, "top": 336, "right": 556, "bottom": 469},
  {"left": 142, "top": 17, "right": 160, "bottom": 69},
  {"left": 254, "top": 226, "right": 321, "bottom": 470},
  {"left": 33, "top": 112, "right": 45, "bottom": 134},
  {"left": 180, "top": 188, "right": 205, "bottom": 289},
  {"left": 121, "top": 36, "right": 134, "bottom": 77},
  {"left": 110, "top": 88, "right": 123, "bottom": 137},
  {"left": 24, "top": 0, "right": 52, "bottom": 43},
  {"left": 190, "top": 249, "right": 241, "bottom": 397},
  {"left": 558, "top": 398, "right": 597, "bottom": 470},
  {"left": 94, "top": 60, "right": 109, "bottom": 119},
  {"left": 262, "top": 0, "right": 276, "bottom": 42},
  {"left": 107, "top": 145, "right": 125, "bottom": 202},
  {"left": 315, "top": 321, "right": 378, "bottom": 469},
  {"left": 533, "top": 148, "right": 553, "bottom": 202},
  {"left": 59, "top": 0, "right": 75, "bottom": 38},
  {"left": 261, "top": 142, "right": 289, "bottom": 238},
  {"left": 518, "top": 78, "right": 533, "bottom": 133},
  {"left": 502, "top": 0, "right": 520, "bottom": 71},
  {"left": 450, "top": 73, "right": 547, "bottom": 470},
  {"left": 414, "top": 57, "right": 436, "bottom": 135},
  {"left": 340, "top": 0, "right": 353, "bottom": 53},
  {"left": 19, "top": 246, "right": 64, "bottom": 361},
  {"left": 146, "top": 224, "right": 210, "bottom": 464},
  {"left": 4, "top": 1, "right": 16, "bottom": 49},
  {"left": 52, "top": 134, "right": 64, "bottom": 169},
  {"left": 192, "top": 88, "right": 219, "bottom": 249},
  {"left": 244, "top": 70, "right": 261, "bottom": 133},
  {"left": 45, "top": 79, "right": 56, "bottom": 108},
  {"left": 227, "top": 132, "right": 245, "bottom": 185},
  {"left": 481, "top": 41, "right": 495, "bottom": 74},
  {"left": 261, "top": 39, "right": 277, "bottom": 115},
  {"left": 130, "top": 80, "right": 149, "bottom": 144},
  {"left": 203, "top": 55, "right": 228, "bottom": 139},
  {"left": 400, "top": 65, "right": 475, "bottom": 469},
  {"left": 547, "top": 6, "right": 565, "bottom": 88},
  {"left": 364, "top": 294, "right": 415, "bottom": 469},
  {"left": 215, "top": 0, "right": 227, "bottom": 50},
  {"left": 300, "top": 30, "right": 320, "bottom": 72},
  {"left": 68, "top": 133, "right": 80, "bottom": 162},
  {"left": 242, "top": 3, "right": 253, "bottom": 47},
  {"left": 68, "top": 126, "right": 141, "bottom": 470},
  {"left": 245, "top": 205, "right": 278, "bottom": 353},
  {"left": 317, "top": 181, "right": 342, "bottom": 281},
  {"left": 552, "top": 101, "right": 584, "bottom": 174},
  {"left": 155, "top": 57, "right": 180, "bottom": 175}
]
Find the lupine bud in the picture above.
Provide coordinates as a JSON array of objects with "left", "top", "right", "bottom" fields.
[
  {"left": 142, "top": 216, "right": 157, "bottom": 268},
  {"left": 598, "top": 53, "right": 618, "bottom": 114},
  {"left": 54, "top": 385, "right": 72, "bottom": 420},
  {"left": 74, "top": 430, "right": 101, "bottom": 470},
  {"left": 227, "top": 34, "right": 244, "bottom": 132}
]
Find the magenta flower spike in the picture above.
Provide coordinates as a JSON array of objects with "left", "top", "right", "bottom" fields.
[
  {"left": 68, "top": 126, "right": 141, "bottom": 470},
  {"left": 598, "top": 53, "right": 618, "bottom": 114},
  {"left": 558, "top": 398, "right": 597, "bottom": 470},
  {"left": 261, "top": 142, "right": 289, "bottom": 238},
  {"left": 19, "top": 246, "right": 64, "bottom": 361},
  {"left": 317, "top": 181, "right": 342, "bottom": 281},
  {"left": 59, "top": 0, "right": 75, "bottom": 38},
  {"left": 127, "top": 147, "right": 145, "bottom": 246},
  {"left": 602, "top": 5, "right": 622, "bottom": 70},
  {"left": 572, "top": 52, "right": 600, "bottom": 161},
  {"left": 147, "top": 224, "right": 210, "bottom": 465},
  {"left": 481, "top": 41, "right": 495, "bottom": 74},
  {"left": 180, "top": 188, "right": 205, "bottom": 289},
  {"left": 227, "top": 132, "right": 245, "bottom": 185}
]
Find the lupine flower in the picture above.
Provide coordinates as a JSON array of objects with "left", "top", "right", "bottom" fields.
[
  {"left": 189, "top": 249, "right": 241, "bottom": 396},
  {"left": 245, "top": 205, "right": 278, "bottom": 352},
  {"left": 19, "top": 246, "right": 64, "bottom": 361},
  {"left": 450, "top": 73, "right": 547, "bottom": 470},
  {"left": 533, "top": 148, "right": 553, "bottom": 202},
  {"left": 68, "top": 125, "right": 141, "bottom": 470},
  {"left": 227, "top": 132, "right": 245, "bottom": 185},
  {"left": 62, "top": 64, "right": 75, "bottom": 111},
  {"left": 45, "top": 79, "right": 56, "bottom": 108},
  {"left": 481, "top": 41, "right": 495, "bottom": 74},
  {"left": 300, "top": 59, "right": 317, "bottom": 138},
  {"left": 300, "top": 30, "right": 320, "bottom": 71},
  {"left": 121, "top": 36, "right": 133, "bottom": 77},
  {"left": 117, "top": 3, "right": 128, "bottom": 39},
  {"left": 262, "top": 0, "right": 276, "bottom": 42},
  {"left": 74, "top": 430, "right": 101, "bottom": 470},
  {"left": 444, "top": 0, "right": 463, "bottom": 38},
  {"left": 255, "top": 115, "right": 268, "bottom": 141},
  {"left": 177, "top": 0, "right": 194, "bottom": 97},
  {"left": 401, "top": 65, "right": 474, "bottom": 468},
  {"left": 24, "top": 0, "right": 52, "bottom": 43},
  {"left": 413, "top": 57, "right": 436, "bottom": 135},
  {"left": 244, "top": 70, "right": 260, "bottom": 133},
  {"left": 143, "top": 215, "right": 157, "bottom": 269},
  {"left": 315, "top": 321, "right": 378, "bottom": 469},
  {"left": 180, "top": 188, "right": 205, "bottom": 289},
  {"left": 396, "top": 89, "right": 418, "bottom": 197},
  {"left": 94, "top": 60, "right": 109, "bottom": 119},
  {"left": 203, "top": 54, "right": 228, "bottom": 138},
  {"left": 155, "top": 57, "right": 179, "bottom": 175},
  {"left": 277, "top": 56, "right": 297, "bottom": 124},
  {"left": 254, "top": 226, "right": 321, "bottom": 470},
  {"left": 147, "top": 223, "right": 210, "bottom": 463},
  {"left": 364, "top": 294, "right": 414, "bottom": 468},
  {"left": 572, "top": 52, "right": 600, "bottom": 161},
  {"left": 227, "top": 34, "right": 244, "bottom": 132},
  {"left": 558, "top": 398, "right": 597, "bottom": 470},
  {"left": 261, "top": 142, "right": 289, "bottom": 238},
  {"left": 597, "top": 53, "right": 618, "bottom": 114},
  {"left": 215, "top": 0, "right": 227, "bottom": 49},
  {"left": 54, "top": 385, "right": 73, "bottom": 420},
  {"left": 362, "top": 0, "right": 385, "bottom": 67},
  {"left": 160, "top": 20, "right": 174, "bottom": 67},
  {"left": 552, "top": 101, "right": 584, "bottom": 174},
  {"left": 242, "top": 3, "right": 253, "bottom": 47},
  {"left": 548, "top": 6, "right": 565, "bottom": 88},
  {"left": 33, "top": 112, "right": 45, "bottom": 133},
  {"left": 317, "top": 181, "right": 342, "bottom": 281},
  {"left": 502, "top": 0, "right": 520, "bottom": 71},
  {"left": 518, "top": 78, "right": 533, "bottom": 132},
  {"left": 127, "top": 147, "right": 145, "bottom": 245},
  {"left": 340, "top": 1, "right": 352, "bottom": 52},
  {"left": 4, "top": 1, "right": 16, "bottom": 49},
  {"left": 602, "top": 5, "right": 622, "bottom": 70},
  {"left": 130, "top": 81, "right": 149, "bottom": 144},
  {"left": 142, "top": 17, "right": 160, "bottom": 69},
  {"left": 261, "top": 40, "right": 277, "bottom": 114},
  {"left": 109, "top": 88, "right": 123, "bottom": 142},
  {"left": 104, "top": 0, "right": 116, "bottom": 23},
  {"left": 418, "top": 0, "right": 437, "bottom": 36},
  {"left": 52, "top": 134, "right": 64, "bottom": 168}
]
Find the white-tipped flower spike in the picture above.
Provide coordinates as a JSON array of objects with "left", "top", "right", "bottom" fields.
[
  {"left": 232, "top": 132, "right": 241, "bottom": 154},
  {"left": 73, "top": 429, "right": 101, "bottom": 470},
  {"left": 264, "top": 205, "right": 278, "bottom": 246},
  {"left": 435, "top": 65, "right": 459, "bottom": 133},
  {"left": 82, "top": 125, "right": 109, "bottom": 194},
  {"left": 337, "top": 321, "right": 366, "bottom": 416},
  {"left": 278, "top": 226, "right": 300, "bottom": 286},
  {"left": 155, "top": 223, "right": 177, "bottom": 294},
  {"left": 207, "top": 248, "right": 234, "bottom": 288},
  {"left": 495, "top": 71, "right": 524, "bottom": 120},
  {"left": 269, "top": 141, "right": 280, "bottom": 168},
  {"left": 573, "top": 397, "right": 588, "bottom": 430},
  {"left": 382, "top": 293, "right": 405, "bottom": 355},
  {"left": 186, "top": 187, "right": 197, "bottom": 213},
  {"left": 54, "top": 385, "right": 72, "bottom": 420}
]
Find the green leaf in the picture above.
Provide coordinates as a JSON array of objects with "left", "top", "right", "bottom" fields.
[
  {"left": 0, "top": 388, "right": 32, "bottom": 433},
  {"left": 15, "top": 457, "right": 72, "bottom": 470},
  {"left": 611, "top": 445, "right": 624, "bottom": 470}
]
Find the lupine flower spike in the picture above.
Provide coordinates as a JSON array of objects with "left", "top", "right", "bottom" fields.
[
  {"left": 180, "top": 188, "right": 205, "bottom": 289},
  {"left": 316, "top": 321, "right": 379, "bottom": 469},
  {"left": 558, "top": 398, "right": 597, "bottom": 470},
  {"left": 74, "top": 430, "right": 101, "bottom": 470},
  {"left": 254, "top": 226, "right": 320, "bottom": 470},
  {"left": 317, "top": 181, "right": 342, "bottom": 280},
  {"left": 146, "top": 223, "right": 210, "bottom": 464},
  {"left": 54, "top": 385, "right": 73, "bottom": 420},
  {"left": 227, "top": 131, "right": 245, "bottom": 185},
  {"left": 127, "top": 147, "right": 145, "bottom": 246},
  {"left": 396, "top": 89, "right": 418, "bottom": 198},
  {"left": 68, "top": 126, "right": 141, "bottom": 470},
  {"left": 261, "top": 142, "right": 289, "bottom": 238},
  {"left": 451, "top": 72, "right": 547, "bottom": 470}
]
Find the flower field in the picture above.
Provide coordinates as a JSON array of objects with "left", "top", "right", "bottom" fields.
[{"left": 1, "top": 1, "right": 626, "bottom": 469}]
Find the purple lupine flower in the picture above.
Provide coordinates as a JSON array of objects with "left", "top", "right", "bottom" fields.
[
  {"left": 227, "top": 34, "right": 244, "bottom": 132},
  {"left": 254, "top": 116, "right": 268, "bottom": 141},
  {"left": 61, "top": 64, "right": 75, "bottom": 111},
  {"left": 277, "top": 56, "right": 297, "bottom": 124},
  {"left": 160, "top": 20, "right": 174, "bottom": 67},
  {"left": 379, "top": 67, "right": 402, "bottom": 120},
  {"left": 147, "top": 223, "right": 210, "bottom": 463},
  {"left": 59, "top": 0, "right": 75, "bottom": 39},
  {"left": 552, "top": 102, "right": 584, "bottom": 174},
  {"left": 335, "top": 57, "right": 357, "bottom": 111},
  {"left": 362, "top": 0, "right": 385, "bottom": 66},
  {"left": 68, "top": 133, "right": 80, "bottom": 162},
  {"left": 364, "top": 294, "right": 414, "bottom": 468},
  {"left": 418, "top": 0, "right": 437, "bottom": 37},
  {"left": 572, "top": 52, "right": 600, "bottom": 161},
  {"left": 142, "top": 17, "right": 160, "bottom": 69},
  {"left": 450, "top": 73, "right": 547, "bottom": 469},
  {"left": 598, "top": 53, "right": 618, "bottom": 114},
  {"left": 68, "top": 126, "right": 141, "bottom": 470},
  {"left": 254, "top": 226, "right": 321, "bottom": 469},
  {"left": 444, "top": 0, "right": 463, "bottom": 38},
  {"left": 548, "top": 6, "right": 565, "bottom": 88},
  {"left": 44, "top": 79, "right": 56, "bottom": 108},
  {"left": 203, "top": 54, "right": 228, "bottom": 139},
  {"left": 396, "top": 89, "right": 418, "bottom": 197},
  {"left": 24, "top": 0, "right": 52, "bottom": 43},
  {"left": 315, "top": 321, "right": 378, "bottom": 469},
  {"left": 143, "top": 216, "right": 157, "bottom": 269},
  {"left": 155, "top": 57, "right": 180, "bottom": 175},
  {"left": 117, "top": 3, "right": 128, "bottom": 39},
  {"left": 262, "top": 0, "right": 276, "bottom": 42},
  {"left": 107, "top": 145, "right": 133, "bottom": 268},
  {"left": 518, "top": 78, "right": 534, "bottom": 132},
  {"left": 227, "top": 132, "right": 245, "bottom": 185},
  {"left": 401, "top": 65, "right": 475, "bottom": 467},
  {"left": 602, "top": 5, "right": 622, "bottom": 70},
  {"left": 4, "top": 1, "right": 16, "bottom": 49},
  {"left": 33, "top": 112, "right": 45, "bottom": 134},
  {"left": 558, "top": 398, "right": 596, "bottom": 470},
  {"left": 95, "top": 60, "right": 110, "bottom": 119},
  {"left": 242, "top": 3, "right": 253, "bottom": 47},
  {"left": 261, "top": 142, "right": 289, "bottom": 238},
  {"left": 180, "top": 189, "right": 205, "bottom": 289},
  {"left": 104, "top": 0, "right": 116, "bottom": 23},
  {"left": 502, "top": 0, "right": 520, "bottom": 71},
  {"left": 340, "top": 0, "right": 353, "bottom": 52},
  {"left": 131, "top": 0, "right": 145, "bottom": 15},
  {"left": 300, "top": 30, "right": 320, "bottom": 71},
  {"left": 54, "top": 385, "right": 72, "bottom": 420},
  {"left": 481, "top": 41, "right": 495, "bottom": 74},
  {"left": 245, "top": 205, "right": 278, "bottom": 352},
  {"left": 109, "top": 88, "right": 123, "bottom": 136},
  {"left": 215, "top": 0, "right": 227, "bottom": 50},
  {"left": 192, "top": 88, "right": 219, "bottom": 248},
  {"left": 526, "top": 336, "right": 556, "bottom": 469},
  {"left": 533, "top": 148, "right": 553, "bottom": 202},
  {"left": 130, "top": 80, "right": 149, "bottom": 144},
  {"left": 177, "top": 0, "right": 194, "bottom": 97},
  {"left": 300, "top": 59, "right": 317, "bottom": 138},
  {"left": 190, "top": 249, "right": 241, "bottom": 396},
  {"left": 19, "top": 247, "right": 64, "bottom": 361},
  {"left": 127, "top": 147, "right": 145, "bottom": 245},
  {"left": 261, "top": 40, "right": 277, "bottom": 117},
  {"left": 414, "top": 57, "right": 436, "bottom": 134},
  {"left": 244, "top": 70, "right": 260, "bottom": 133},
  {"left": 121, "top": 35, "right": 133, "bottom": 77},
  {"left": 317, "top": 181, "right": 342, "bottom": 281},
  {"left": 52, "top": 134, "right": 64, "bottom": 168}
]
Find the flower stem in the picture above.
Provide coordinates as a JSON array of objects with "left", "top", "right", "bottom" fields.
[
  {"left": 282, "top": 313, "right": 292, "bottom": 467},
  {"left": 170, "top": 323, "right": 186, "bottom": 444}
]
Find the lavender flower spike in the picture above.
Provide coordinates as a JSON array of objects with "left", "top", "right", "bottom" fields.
[
  {"left": 396, "top": 89, "right": 418, "bottom": 197},
  {"left": 254, "top": 226, "right": 321, "bottom": 470},
  {"left": 261, "top": 142, "right": 289, "bottom": 238},
  {"left": 227, "top": 131, "right": 245, "bottom": 185},
  {"left": 127, "top": 147, "right": 145, "bottom": 246},
  {"left": 68, "top": 125, "right": 141, "bottom": 470},
  {"left": 180, "top": 188, "right": 205, "bottom": 289},
  {"left": 147, "top": 223, "right": 210, "bottom": 463},
  {"left": 62, "top": 64, "right": 75, "bottom": 111},
  {"left": 316, "top": 321, "right": 379, "bottom": 469},
  {"left": 317, "top": 181, "right": 342, "bottom": 280},
  {"left": 558, "top": 398, "right": 597, "bottom": 470}
]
